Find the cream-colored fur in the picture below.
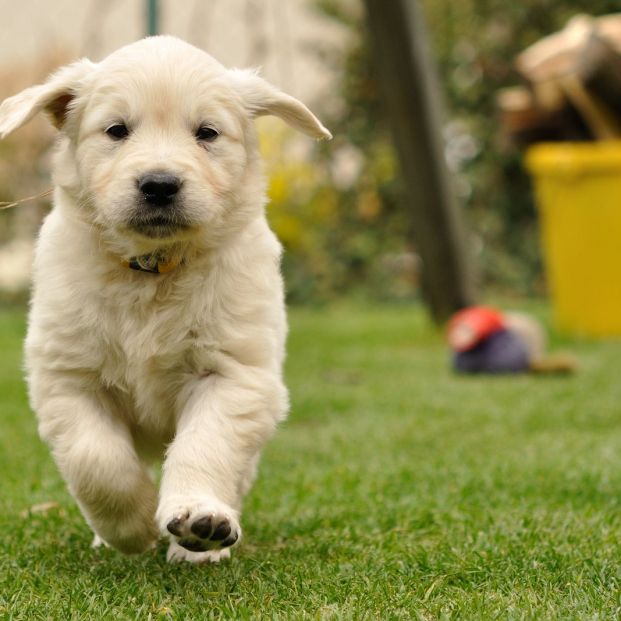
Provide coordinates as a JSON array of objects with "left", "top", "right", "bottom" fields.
[{"left": 0, "top": 36, "right": 330, "bottom": 563}]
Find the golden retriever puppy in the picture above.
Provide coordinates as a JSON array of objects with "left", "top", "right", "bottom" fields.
[{"left": 0, "top": 36, "right": 330, "bottom": 563}]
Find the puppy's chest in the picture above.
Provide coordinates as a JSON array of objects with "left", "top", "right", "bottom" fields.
[{"left": 97, "top": 304, "right": 216, "bottom": 421}]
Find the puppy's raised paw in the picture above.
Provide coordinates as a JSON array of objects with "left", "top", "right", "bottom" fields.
[{"left": 159, "top": 498, "right": 241, "bottom": 559}]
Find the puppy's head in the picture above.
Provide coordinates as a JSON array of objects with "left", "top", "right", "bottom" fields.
[{"left": 0, "top": 36, "right": 330, "bottom": 251}]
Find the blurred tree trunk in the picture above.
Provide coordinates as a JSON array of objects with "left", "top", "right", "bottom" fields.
[{"left": 363, "top": 0, "right": 476, "bottom": 323}]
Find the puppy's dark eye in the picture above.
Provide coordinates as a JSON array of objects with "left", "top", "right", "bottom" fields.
[
  {"left": 196, "top": 126, "right": 219, "bottom": 142},
  {"left": 106, "top": 124, "right": 130, "bottom": 140}
]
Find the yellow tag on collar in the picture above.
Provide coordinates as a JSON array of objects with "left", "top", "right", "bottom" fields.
[
  {"left": 156, "top": 257, "right": 180, "bottom": 273},
  {"left": 122, "top": 253, "right": 181, "bottom": 274}
]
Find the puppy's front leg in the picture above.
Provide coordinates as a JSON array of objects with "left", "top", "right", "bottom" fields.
[
  {"left": 157, "top": 367, "right": 287, "bottom": 563},
  {"left": 35, "top": 388, "right": 159, "bottom": 553}
]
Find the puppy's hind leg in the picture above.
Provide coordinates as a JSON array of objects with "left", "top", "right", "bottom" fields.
[{"left": 35, "top": 388, "right": 159, "bottom": 554}]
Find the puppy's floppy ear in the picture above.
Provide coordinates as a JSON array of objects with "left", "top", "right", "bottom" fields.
[
  {"left": 230, "top": 69, "right": 332, "bottom": 141},
  {"left": 0, "top": 59, "right": 95, "bottom": 138}
]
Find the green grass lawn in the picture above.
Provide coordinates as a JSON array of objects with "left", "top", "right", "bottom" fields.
[{"left": 1, "top": 303, "right": 621, "bottom": 620}]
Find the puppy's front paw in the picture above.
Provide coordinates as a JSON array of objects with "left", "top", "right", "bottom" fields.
[{"left": 159, "top": 498, "right": 241, "bottom": 555}]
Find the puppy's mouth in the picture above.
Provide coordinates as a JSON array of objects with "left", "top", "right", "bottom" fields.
[{"left": 127, "top": 210, "right": 191, "bottom": 239}]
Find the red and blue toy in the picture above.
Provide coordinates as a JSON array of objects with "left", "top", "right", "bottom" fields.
[{"left": 448, "top": 306, "right": 531, "bottom": 374}]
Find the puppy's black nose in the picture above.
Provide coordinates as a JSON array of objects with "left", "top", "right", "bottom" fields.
[{"left": 138, "top": 173, "right": 180, "bottom": 206}]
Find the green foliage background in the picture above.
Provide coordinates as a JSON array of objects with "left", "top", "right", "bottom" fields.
[
  {"left": 423, "top": 0, "right": 621, "bottom": 293},
  {"left": 271, "top": 0, "right": 621, "bottom": 303}
]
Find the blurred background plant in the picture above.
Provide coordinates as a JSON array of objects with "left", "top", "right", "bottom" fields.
[
  {"left": 421, "top": 0, "right": 621, "bottom": 296},
  {"left": 278, "top": 0, "right": 621, "bottom": 304},
  {"left": 1, "top": 0, "right": 619, "bottom": 305}
]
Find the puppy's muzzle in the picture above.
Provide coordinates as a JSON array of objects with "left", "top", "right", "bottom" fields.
[
  {"left": 138, "top": 172, "right": 181, "bottom": 207},
  {"left": 129, "top": 171, "right": 189, "bottom": 238}
]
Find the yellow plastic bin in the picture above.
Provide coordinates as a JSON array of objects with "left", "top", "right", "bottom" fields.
[{"left": 526, "top": 142, "right": 621, "bottom": 337}]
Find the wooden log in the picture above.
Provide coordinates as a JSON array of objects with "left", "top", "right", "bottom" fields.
[
  {"left": 362, "top": 0, "right": 476, "bottom": 322},
  {"left": 595, "top": 13, "right": 621, "bottom": 52},
  {"left": 578, "top": 31, "right": 621, "bottom": 113},
  {"left": 516, "top": 15, "right": 594, "bottom": 83},
  {"left": 516, "top": 14, "right": 621, "bottom": 141},
  {"left": 497, "top": 86, "right": 558, "bottom": 138},
  {"left": 559, "top": 74, "right": 621, "bottom": 140},
  {"left": 517, "top": 13, "right": 621, "bottom": 84},
  {"left": 496, "top": 86, "right": 592, "bottom": 146}
]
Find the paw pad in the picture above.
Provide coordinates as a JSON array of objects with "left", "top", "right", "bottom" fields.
[{"left": 166, "top": 512, "right": 240, "bottom": 552}]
